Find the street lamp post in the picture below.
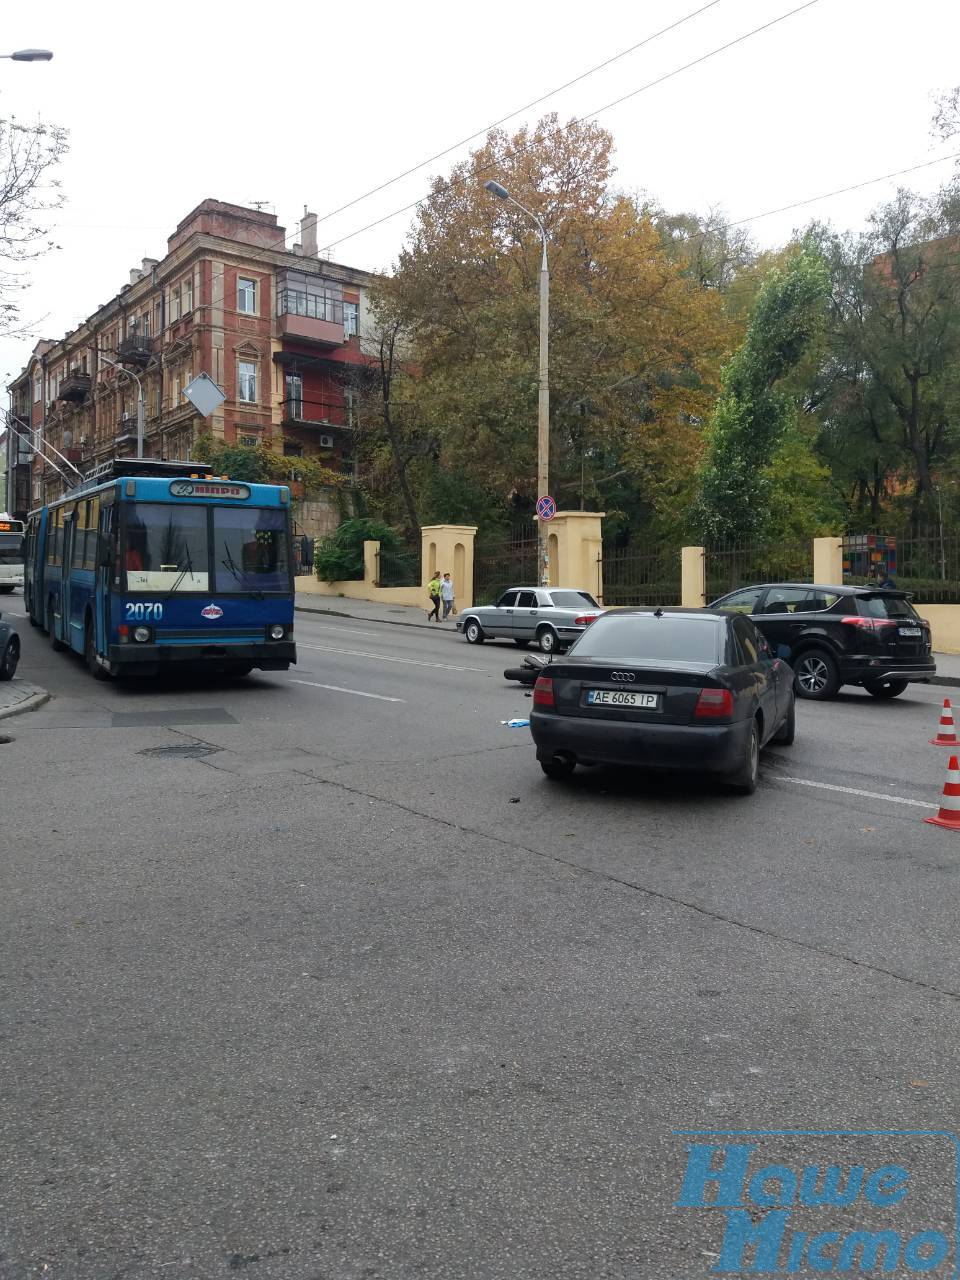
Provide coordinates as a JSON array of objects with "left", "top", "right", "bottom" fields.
[
  {"left": 99, "top": 354, "right": 145, "bottom": 459},
  {"left": 484, "top": 179, "right": 550, "bottom": 588},
  {"left": 0, "top": 49, "right": 54, "bottom": 61}
]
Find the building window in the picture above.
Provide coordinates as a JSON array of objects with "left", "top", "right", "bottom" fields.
[
  {"left": 343, "top": 300, "right": 359, "bottom": 337},
  {"left": 142, "top": 311, "right": 150, "bottom": 338},
  {"left": 239, "top": 434, "right": 259, "bottom": 448},
  {"left": 283, "top": 440, "right": 303, "bottom": 458},
  {"left": 33, "top": 374, "right": 42, "bottom": 403},
  {"left": 237, "top": 277, "right": 257, "bottom": 315},
  {"left": 183, "top": 275, "right": 193, "bottom": 313},
  {"left": 285, "top": 373, "right": 303, "bottom": 419},
  {"left": 169, "top": 285, "right": 181, "bottom": 323},
  {"left": 238, "top": 360, "right": 257, "bottom": 403}
]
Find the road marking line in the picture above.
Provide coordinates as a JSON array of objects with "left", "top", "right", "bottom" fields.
[
  {"left": 779, "top": 775, "right": 937, "bottom": 809},
  {"left": 299, "top": 624, "right": 379, "bottom": 638},
  {"left": 297, "top": 642, "right": 485, "bottom": 673},
  {"left": 290, "top": 679, "right": 405, "bottom": 703}
]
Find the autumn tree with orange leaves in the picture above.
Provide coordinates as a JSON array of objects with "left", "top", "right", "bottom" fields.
[{"left": 360, "top": 115, "right": 736, "bottom": 538}]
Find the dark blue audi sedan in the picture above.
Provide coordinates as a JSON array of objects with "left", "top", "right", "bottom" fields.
[{"left": 529, "top": 607, "right": 795, "bottom": 794}]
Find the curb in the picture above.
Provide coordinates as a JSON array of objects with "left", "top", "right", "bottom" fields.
[
  {"left": 295, "top": 603, "right": 443, "bottom": 633},
  {"left": 0, "top": 689, "right": 50, "bottom": 721},
  {"left": 930, "top": 675, "right": 960, "bottom": 690}
]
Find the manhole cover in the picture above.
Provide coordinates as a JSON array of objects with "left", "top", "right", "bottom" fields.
[{"left": 137, "top": 743, "right": 222, "bottom": 759}]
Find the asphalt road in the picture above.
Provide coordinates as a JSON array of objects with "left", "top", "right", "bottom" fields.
[{"left": 3, "top": 597, "right": 960, "bottom": 1278}]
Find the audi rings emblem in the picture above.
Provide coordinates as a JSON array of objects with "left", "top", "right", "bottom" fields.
[{"left": 610, "top": 671, "right": 636, "bottom": 682}]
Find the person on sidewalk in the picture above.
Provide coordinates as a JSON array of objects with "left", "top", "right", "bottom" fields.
[
  {"left": 427, "top": 572, "right": 442, "bottom": 622},
  {"left": 440, "top": 572, "right": 455, "bottom": 621}
]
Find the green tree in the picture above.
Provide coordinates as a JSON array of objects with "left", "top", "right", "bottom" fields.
[
  {"left": 313, "top": 517, "right": 402, "bottom": 582},
  {"left": 819, "top": 187, "right": 960, "bottom": 523},
  {"left": 694, "top": 245, "right": 831, "bottom": 541}
]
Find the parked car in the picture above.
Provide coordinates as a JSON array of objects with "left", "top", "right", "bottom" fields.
[
  {"left": 529, "top": 607, "right": 795, "bottom": 794},
  {"left": 458, "top": 588, "right": 602, "bottom": 654},
  {"left": 0, "top": 608, "right": 20, "bottom": 680},
  {"left": 710, "top": 582, "right": 935, "bottom": 700}
]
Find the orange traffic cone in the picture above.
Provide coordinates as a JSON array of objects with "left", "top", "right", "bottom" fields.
[
  {"left": 925, "top": 755, "right": 960, "bottom": 830},
  {"left": 930, "top": 698, "right": 959, "bottom": 747}
]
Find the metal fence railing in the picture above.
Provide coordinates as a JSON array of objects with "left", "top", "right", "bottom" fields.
[
  {"left": 599, "top": 544, "right": 680, "bottom": 607},
  {"left": 473, "top": 532, "right": 538, "bottom": 605},
  {"left": 375, "top": 545, "right": 422, "bottom": 588},
  {"left": 704, "top": 540, "right": 814, "bottom": 602},
  {"left": 843, "top": 528, "right": 960, "bottom": 602}
]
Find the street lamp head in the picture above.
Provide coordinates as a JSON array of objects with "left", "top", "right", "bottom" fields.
[
  {"left": 10, "top": 49, "right": 53, "bottom": 62},
  {"left": 484, "top": 180, "right": 510, "bottom": 201}
]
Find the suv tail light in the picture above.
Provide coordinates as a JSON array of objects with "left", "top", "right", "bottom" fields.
[
  {"left": 574, "top": 614, "right": 599, "bottom": 626},
  {"left": 841, "top": 616, "right": 897, "bottom": 633},
  {"left": 533, "top": 675, "right": 555, "bottom": 707},
  {"left": 694, "top": 688, "right": 734, "bottom": 719}
]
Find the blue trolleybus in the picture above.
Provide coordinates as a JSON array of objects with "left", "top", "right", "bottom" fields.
[{"left": 24, "top": 458, "right": 297, "bottom": 679}]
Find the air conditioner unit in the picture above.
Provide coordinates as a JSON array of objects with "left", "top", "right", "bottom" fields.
[{"left": 318, "top": 433, "right": 334, "bottom": 449}]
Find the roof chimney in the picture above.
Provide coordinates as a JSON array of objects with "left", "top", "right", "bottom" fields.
[{"left": 301, "top": 206, "right": 318, "bottom": 258}]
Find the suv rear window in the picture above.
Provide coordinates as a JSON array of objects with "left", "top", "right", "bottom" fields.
[
  {"left": 569, "top": 614, "right": 721, "bottom": 663},
  {"left": 857, "top": 594, "right": 918, "bottom": 620}
]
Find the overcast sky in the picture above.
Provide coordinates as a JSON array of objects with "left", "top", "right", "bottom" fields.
[{"left": 2, "top": 0, "right": 960, "bottom": 386}]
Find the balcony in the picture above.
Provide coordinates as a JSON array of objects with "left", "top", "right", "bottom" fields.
[
  {"left": 280, "top": 398, "right": 350, "bottom": 432},
  {"left": 277, "top": 289, "right": 344, "bottom": 347},
  {"left": 117, "top": 332, "right": 155, "bottom": 367},
  {"left": 59, "top": 368, "right": 92, "bottom": 403}
]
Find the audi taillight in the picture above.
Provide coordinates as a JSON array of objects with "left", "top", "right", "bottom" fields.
[
  {"left": 533, "top": 675, "right": 555, "bottom": 707},
  {"left": 841, "top": 616, "right": 896, "bottom": 633},
  {"left": 694, "top": 688, "right": 734, "bottom": 719},
  {"left": 574, "top": 614, "right": 598, "bottom": 626}
]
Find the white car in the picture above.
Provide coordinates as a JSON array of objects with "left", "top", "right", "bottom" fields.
[{"left": 457, "top": 587, "right": 602, "bottom": 654}]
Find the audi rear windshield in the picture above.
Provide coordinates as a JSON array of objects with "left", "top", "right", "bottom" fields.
[{"left": 568, "top": 614, "right": 721, "bottom": 663}]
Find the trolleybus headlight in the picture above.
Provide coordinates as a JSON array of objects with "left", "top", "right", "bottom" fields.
[
  {"left": 133, "top": 626, "right": 151, "bottom": 643},
  {"left": 268, "top": 624, "right": 285, "bottom": 640}
]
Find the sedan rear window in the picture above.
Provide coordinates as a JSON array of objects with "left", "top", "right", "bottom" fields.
[
  {"left": 549, "top": 590, "right": 599, "bottom": 608},
  {"left": 569, "top": 614, "right": 721, "bottom": 663},
  {"left": 857, "top": 594, "right": 918, "bottom": 620}
]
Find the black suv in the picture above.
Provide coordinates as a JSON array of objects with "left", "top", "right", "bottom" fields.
[{"left": 711, "top": 582, "right": 935, "bottom": 700}]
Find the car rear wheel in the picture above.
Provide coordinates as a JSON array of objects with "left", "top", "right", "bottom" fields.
[
  {"left": 0, "top": 636, "right": 19, "bottom": 680},
  {"left": 793, "top": 648, "right": 839, "bottom": 700},
  {"left": 513, "top": 638, "right": 531, "bottom": 648},
  {"left": 728, "top": 720, "right": 760, "bottom": 795},
  {"left": 464, "top": 619, "right": 484, "bottom": 644},
  {"left": 772, "top": 695, "right": 796, "bottom": 745},
  {"left": 537, "top": 626, "right": 559, "bottom": 655},
  {"left": 540, "top": 753, "right": 576, "bottom": 781},
  {"left": 0, "top": 585, "right": 14, "bottom": 594},
  {"left": 864, "top": 679, "right": 908, "bottom": 699}
]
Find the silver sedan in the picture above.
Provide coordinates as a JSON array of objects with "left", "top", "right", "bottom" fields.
[{"left": 457, "top": 587, "right": 602, "bottom": 654}]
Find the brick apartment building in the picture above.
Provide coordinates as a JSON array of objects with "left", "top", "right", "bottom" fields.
[{"left": 5, "top": 199, "right": 375, "bottom": 533}]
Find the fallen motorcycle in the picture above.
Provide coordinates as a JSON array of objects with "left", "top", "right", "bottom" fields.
[{"left": 503, "top": 651, "right": 550, "bottom": 686}]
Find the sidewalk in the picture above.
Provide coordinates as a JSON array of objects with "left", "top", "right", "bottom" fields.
[
  {"left": 0, "top": 678, "right": 50, "bottom": 720},
  {"left": 295, "top": 592, "right": 448, "bottom": 631},
  {"left": 294, "top": 592, "right": 960, "bottom": 687}
]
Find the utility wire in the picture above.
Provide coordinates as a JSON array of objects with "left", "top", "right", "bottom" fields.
[
  {"left": 308, "top": 0, "right": 725, "bottom": 231},
  {"left": 316, "top": 0, "right": 824, "bottom": 256}
]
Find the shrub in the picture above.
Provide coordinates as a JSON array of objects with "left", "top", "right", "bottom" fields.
[{"left": 314, "top": 518, "right": 402, "bottom": 582}]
